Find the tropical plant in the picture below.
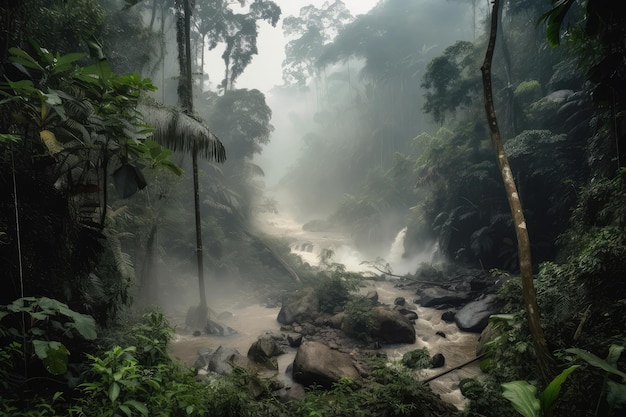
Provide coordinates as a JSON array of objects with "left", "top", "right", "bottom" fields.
[
  {"left": 501, "top": 365, "right": 579, "bottom": 417},
  {"left": 314, "top": 257, "right": 363, "bottom": 311},
  {"left": 134, "top": 0, "right": 229, "bottom": 325},
  {"left": 459, "top": 377, "right": 516, "bottom": 417},
  {"left": 566, "top": 343, "right": 626, "bottom": 415},
  {"left": 0, "top": 44, "right": 182, "bottom": 319},
  {"left": 401, "top": 347, "right": 431, "bottom": 370},
  {"left": 0, "top": 297, "right": 97, "bottom": 394},
  {"left": 78, "top": 346, "right": 150, "bottom": 417}
]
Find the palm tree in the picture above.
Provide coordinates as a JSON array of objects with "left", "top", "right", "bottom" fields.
[{"left": 132, "top": 0, "right": 226, "bottom": 328}]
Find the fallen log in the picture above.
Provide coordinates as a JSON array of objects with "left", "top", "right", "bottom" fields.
[{"left": 421, "top": 353, "right": 486, "bottom": 383}]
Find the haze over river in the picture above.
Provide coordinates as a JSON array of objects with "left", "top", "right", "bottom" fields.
[{"left": 168, "top": 212, "right": 482, "bottom": 409}]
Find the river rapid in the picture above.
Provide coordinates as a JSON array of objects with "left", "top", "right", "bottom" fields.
[{"left": 167, "top": 212, "right": 482, "bottom": 410}]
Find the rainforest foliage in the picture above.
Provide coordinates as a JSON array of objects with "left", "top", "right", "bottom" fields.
[{"left": 1, "top": 0, "right": 625, "bottom": 416}]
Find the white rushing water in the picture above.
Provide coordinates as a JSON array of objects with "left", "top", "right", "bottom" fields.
[{"left": 168, "top": 212, "right": 481, "bottom": 410}]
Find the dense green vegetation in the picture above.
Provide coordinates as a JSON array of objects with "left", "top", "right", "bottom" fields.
[{"left": 1, "top": 0, "right": 625, "bottom": 416}]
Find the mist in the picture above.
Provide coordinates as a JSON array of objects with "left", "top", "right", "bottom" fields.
[
  {"left": 136, "top": 0, "right": 476, "bottom": 277},
  {"left": 249, "top": 0, "right": 474, "bottom": 260}
]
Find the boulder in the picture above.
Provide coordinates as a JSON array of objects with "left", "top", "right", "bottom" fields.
[
  {"left": 365, "top": 290, "right": 379, "bottom": 303},
  {"left": 193, "top": 347, "right": 214, "bottom": 371},
  {"left": 277, "top": 384, "right": 306, "bottom": 402},
  {"left": 393, "top": 306, "right": 418, "bottom": 321},
  {"left": 441, "top": 311, "right": 456, "bottom": 323},
  {"left": 369, "top": 306, "right": 416, "bottom": 344},
  {"left": 416, "top": 287, "right": 472, "bottom": 308},
  {"left": 287, "top": 333, "right": 303, "bottom": 348},
  {"left": 430, "top": 353, "right": 445, "bottom": 368},
  {"left": 205, "top": 319, "right": 237, "bottom": 336},
  {"left": 277, "top": 287, "right": 320, "bottom": 325},
  {"left": 292, "top": 341, "right": 361, "bottom": 388},
  {"left": 247, "top": 335, "right": 284, "bottom": 369},
  {"left": 328, "top": 312, "right": 346, "bottom": 329},
  {"left": 208, "top": 346, "right": 250, "bottom": 376},
  {"left": 454, "top": 294, "right": 500, "bottom": 333}
]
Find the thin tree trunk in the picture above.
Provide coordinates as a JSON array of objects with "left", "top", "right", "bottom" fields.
[
  {"left": 178, "top": 0, "right": 209, "bottom": 318},
  {"left": 139, "top": 223, "right": 158, "bottom": 306},
  {"left": 192, "top": 144, "right": 207, "bottom": 310},
  {"left": 496, "top": 6, "right": 516, "bottom": 136},
  {"left": 481, "top": 0, "right": 554, "bottom": 385}
]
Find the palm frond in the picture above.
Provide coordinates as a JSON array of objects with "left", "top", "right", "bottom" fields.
[
  {"left": 104, "top": 227, "right": 135, "bottom": 283},
  {"left": 138, "top": 101, "right": 226, "bottom": 163}
]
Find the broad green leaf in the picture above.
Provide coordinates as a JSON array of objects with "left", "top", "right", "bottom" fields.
[
  {"left": 33, "top": 339, "right": 51, "bottom": 359},
  {"left": 119, "top": 404, "right": 131, "bottom": 417},
  {"left": 502, "top": 381, "right": 541, "bottom": 417},
  {"left": 37, "top": 47, "right": 54, "bottom": 66},
  {"left": 71, "top": 314, "right": 97, "bottom": 340},
  {"left": 538, "top": 365, "right": 579, "bottom": 414},
  {"left": 566, "top": 348, "right": 626, "bottom": 381},
  {"left": 544, "top": 18, "right": 562, "bottom": 48},
  {"left": 52, "top": 52, "right": 86, "bottom": 73},
  {"left": 7, "top": 79, "right": 37, "bottom": 93},
  {"left": 109, "top": 381, "right": 121, "bottom": 402},
  {"left": 42, "top": 343, "right": 70, "bottom": 375},
  {"left": 83, "top": 60, "right": 113, "bottom": 81},
  {"left": 8, "top": 48, "right": 44, "bottom": 71},
  {"left": 126, "top": 400, "right": 149, "bottom": 416},
  {"left": 29, "top": 311, "right": 49, "bottom": 321}
]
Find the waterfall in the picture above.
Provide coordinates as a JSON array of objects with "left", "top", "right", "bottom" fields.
[
  {"left": 386, "top": 227, "right": 436, "bottom": 277},
  {"left": 388, "top": 227, "right": 408, "bottom": 266}
]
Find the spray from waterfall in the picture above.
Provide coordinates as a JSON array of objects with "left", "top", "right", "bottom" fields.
[{"left": 385, "top": 227, "right": 436, "bottom": 277}]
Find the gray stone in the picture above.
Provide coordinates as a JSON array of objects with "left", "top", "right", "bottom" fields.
[
  {"left": 454, "top": 294, "right": 500, "bottom": 333},
  {"left": 417, "top": 287, "right": 472, "bottom": 308},
  {"left": 430, "top": 353, "right": 445, "bottom": 368},
  {"left": 205, "top": 319, "right": 237, "bottom": 336},
  {"left": 248, "top": 335, "right": 284, "bottom": 369},
  {"left": 287, "top": 333, "right": 303, "bottom": 348},
  {"left": 208, "top": 346, "right": 250, "bottom": 376},
  {"left": 277, "top": 287, "right": 320, "bottom": 325},
  {"left": 365, "top": 290, "right": 379, "bottom": 303},
  {"left": 368, "top": 307, "right": 416, "bottom": 344},
  {"left": 292, "top": 341, "right": 361, "bottom": 388},
  {"left": 441, "top": 311, "right": 456, "bottom": 323}
]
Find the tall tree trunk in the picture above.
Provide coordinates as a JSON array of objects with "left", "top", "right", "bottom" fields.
[
  {"left": 138, "top": 223, "right": 158, "bottom": 306},
  {"left": 177, "top": 0, "right": 209, "bottom": 320},
  {"left": 496, "top": 5, "right": 516, "bottom": 137},
  {"left": 481, "top": 0, "right": 554, "bottom": 385}
]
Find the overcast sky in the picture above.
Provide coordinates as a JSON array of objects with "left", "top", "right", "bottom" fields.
[{"left": 225, "top": 0, "right": 380, "bottom": 94}]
